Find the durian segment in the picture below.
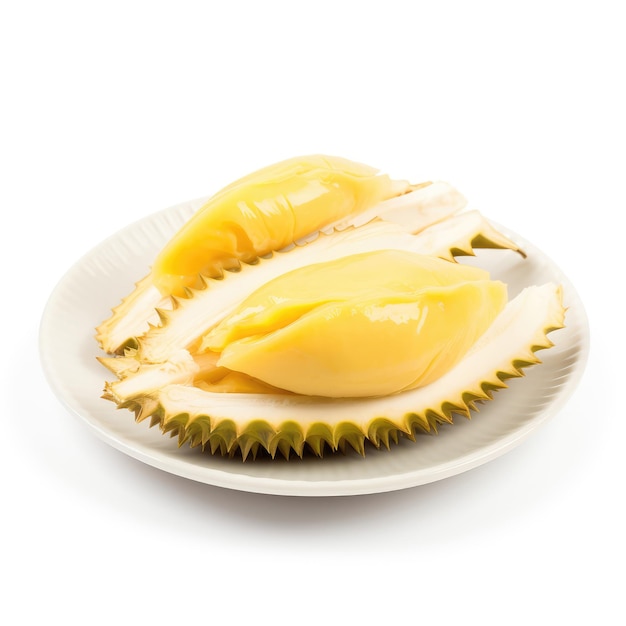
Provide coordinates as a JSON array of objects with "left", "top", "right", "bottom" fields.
[
  {"left": 150, "top": 155, "right": 413, "bottom": 297},
  {"left": 95, "top": 177, "right": 467, "bottom": 354},
  {"left": 119, "top": 283, "right": 564, "bottom": 459},
  {"left": 217, "top": 281, "right": 507, "bottom": 397},
  {"left": 203, "top": 250, "right": 494, "bottom": 351}
]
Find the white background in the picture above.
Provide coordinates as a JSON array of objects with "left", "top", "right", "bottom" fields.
[{"left": 1, "top": 1, "right": 623, "bottom": 624}]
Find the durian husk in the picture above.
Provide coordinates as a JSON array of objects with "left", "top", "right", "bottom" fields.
[{"left": 109, "top": 284, "right": 565, "bottom": 460}]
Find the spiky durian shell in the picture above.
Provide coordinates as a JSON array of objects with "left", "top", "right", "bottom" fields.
[{"left": 109, "top": 284, "right": 565, "bottom": 460}]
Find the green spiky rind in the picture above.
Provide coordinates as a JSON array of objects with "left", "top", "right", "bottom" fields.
[
  {"left": 124, "top": 373, "right": 484, "bottom": 460},
  {"left": 469, "top": 233, "right": 527, "bottom": 259},
  {"left": 416, "top": 211, "right": 525, "bottom": 262},
  {"left": 119, "top": 390, "right": 439, "bottom": 460},
  {"left": 122, "top": 337, "right": 553, "bottom": 461}
]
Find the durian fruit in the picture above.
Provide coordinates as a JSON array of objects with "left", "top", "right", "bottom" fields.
[{"left": 97, "top": 154, "right": 565, "bottom": 460}]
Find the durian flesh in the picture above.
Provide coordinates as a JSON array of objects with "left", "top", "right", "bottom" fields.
[
  {"left": 97, "top": 155, "right": 565, "bottom": 459},
  {"left": 204, "top": 251, "right": 508, "bottom": 397}
]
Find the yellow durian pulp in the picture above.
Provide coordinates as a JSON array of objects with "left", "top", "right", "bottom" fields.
[
  {"left": 201, "top": 250, "right": 508, "bottom": 398},
  {"left": 150, "top": 155, "right": 411, "bottom": 296}
]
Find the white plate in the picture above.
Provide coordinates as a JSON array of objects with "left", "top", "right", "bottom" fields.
[{"left": 39, "top": 198, "right": 589, "bottom": 497}]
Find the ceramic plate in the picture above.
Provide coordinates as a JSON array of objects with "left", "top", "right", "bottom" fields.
[{"left": 39, "top": 198, "right": 589, "bottom": 496}]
